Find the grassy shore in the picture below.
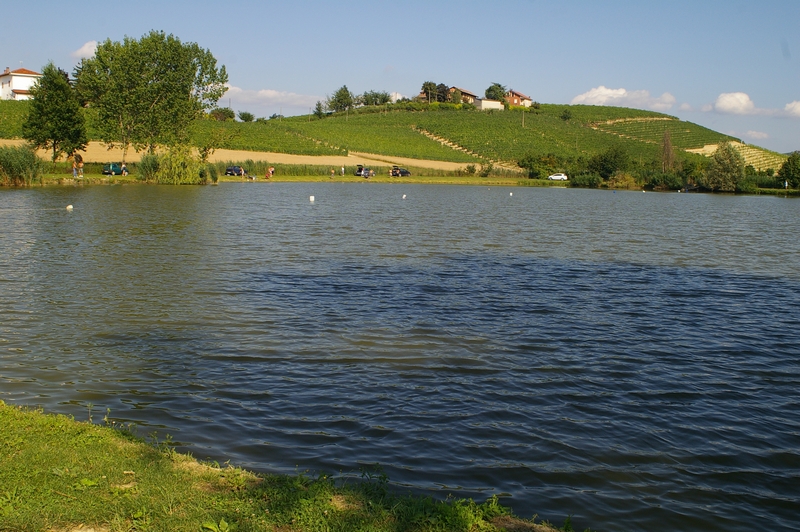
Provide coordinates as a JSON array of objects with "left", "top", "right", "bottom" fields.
[
  {"left": 34, "top": 171, "right": 549, "bottom": 188},
  {"left": 0, "top": 401, "right": 561, "bottom": 532}
]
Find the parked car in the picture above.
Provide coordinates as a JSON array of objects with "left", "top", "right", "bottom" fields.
[
  {"left": 355, "top": 164, "right": 364, "bottom": 176},
  {"left": 102, "top": 163, "right": 124, "bottom": 175},
  {"left": 225, "top": 166, "right": 247, "bottom": 176},
  {"left": 390, "top": 166, "right": 411, "bottom": 177},
  {"left": 547, "top": 173, "right": 568, "bottom": 181}
]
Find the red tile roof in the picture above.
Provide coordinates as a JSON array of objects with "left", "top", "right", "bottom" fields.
[
  {"left": 507, "top": 89, "right": 531, "bottom": 100},
  {"left": 2, "top": 68, "right": 41, "bottom": 76}
]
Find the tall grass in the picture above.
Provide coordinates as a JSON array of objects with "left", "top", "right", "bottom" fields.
[{"left": 0, "top": 145, "right": 44, "bottom": 186}]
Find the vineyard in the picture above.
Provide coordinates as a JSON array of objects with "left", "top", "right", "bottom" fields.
[
  {"left": 0, "top": 99, "right": 790, "bottom": 171},
  {"left": 189, "top": 120, "right": 346, "bottom": 156},
  {"left": 591, "top": 117, "right": 738, "bottom": 149},
  {"left": 0, "top": 100, "right": 26, "bottom": 138}
]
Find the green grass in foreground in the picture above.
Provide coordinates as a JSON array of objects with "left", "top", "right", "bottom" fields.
[{"left": 0, "top": 402, "right": 562, "bottom": 532}]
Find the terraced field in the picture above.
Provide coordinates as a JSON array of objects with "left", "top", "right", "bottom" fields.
[{"left": 591, "top": 117, "right": 738, "bottom": 149}]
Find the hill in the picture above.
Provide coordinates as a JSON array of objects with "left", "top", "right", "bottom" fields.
[{"left": 0, "top": 100, "right": 788, "bottom": 172}]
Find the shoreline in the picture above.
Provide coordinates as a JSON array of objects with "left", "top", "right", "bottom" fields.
[{"left": 0, "top": 400, "right": 557, "bottom": 532}]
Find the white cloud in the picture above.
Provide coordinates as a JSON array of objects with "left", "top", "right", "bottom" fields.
[
  {"left": 785, "top": 101, "right": 800, "bottom": 117},
  {"left": 71, "top": 41, "right": 97, "bottom": 59},
  {"left": 571, "top": 86, "right": 676, "bottom": 112},
  {"left": 745, "top": 130, "right": 769, "bottom": 140},
  {"left": 224, "top": 84, "right": 319, "bottom": 108},
  {"left": 714, "top": 92, "right": 758, "bottom": 115},
  {"left": 711, "top": 92, "right": 800, "bottom": 118},
  {"left": 679, "top": 103, "right": 693, "bottom": 111}
]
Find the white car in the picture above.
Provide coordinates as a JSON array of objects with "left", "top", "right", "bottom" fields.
[{"left": 547, "top": 173, "right": 568, "bottom": 181}]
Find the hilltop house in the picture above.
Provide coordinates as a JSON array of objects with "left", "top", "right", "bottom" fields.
[
  {"left": 0, "top": 67, "right": 41, "bottom": 100},
  {"left": 449, "top": 87, "right": 478, "bottom": 104},
  {"left": 505, "top": 89, "right": 532, "bottom": 107}
]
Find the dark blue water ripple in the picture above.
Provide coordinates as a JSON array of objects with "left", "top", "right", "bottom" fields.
[{"left": 1, "top": 184, "right": 799, "bottom": 531}]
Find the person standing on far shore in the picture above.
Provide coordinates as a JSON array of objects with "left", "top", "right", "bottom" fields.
[
  {"left": 341, "top": 166, "right": 345, "bottom": 176},
  {"left": 72, "top": 159, "right": 77, "bottom": 179}
]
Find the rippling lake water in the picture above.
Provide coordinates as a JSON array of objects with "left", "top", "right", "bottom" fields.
[{"left": 1, "top": 183, "right": 798, "bottom": 531}]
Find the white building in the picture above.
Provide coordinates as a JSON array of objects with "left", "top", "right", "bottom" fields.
[
  {"left": 474, "top": 99, "right": 504, "bottom": 111},
  {"left": 0, "top": 67, "right": 42, "bottom": 100}
]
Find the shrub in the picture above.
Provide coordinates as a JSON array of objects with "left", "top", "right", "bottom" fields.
[
  {"left": 570, "top": 173, "right": 603, "bottom": 188},
  {"left": 736, "top": 178, "right": 760, "bottom": 194},
  {"left": 153, "top": 145, "right": 203, "bottom": 184},
  {"left": 645, "top": 171, "right": 684, "bottom": 190},
  {"left": 138, "top": 154, "right": 160, "bottom": 181},
  {"left": 607, "top": 171, "right": 640, "bottom": 190},
  {"left": 199, "top": 163, "right": 218, "bottom": 184},
  {"left": 0, "top": 145, "right": 44, "bottom": 186}
]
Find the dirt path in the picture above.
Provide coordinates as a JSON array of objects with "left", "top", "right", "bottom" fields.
[{"left": 0, "top": 140, "right": 470, "bottom": 172}]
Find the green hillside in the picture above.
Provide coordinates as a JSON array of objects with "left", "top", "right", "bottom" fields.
[{"left": 0, "top": 99, "right": 787, "bottom": 172}]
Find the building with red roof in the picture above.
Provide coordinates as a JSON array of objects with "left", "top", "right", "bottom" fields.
[{"left": 0, "top": 67, "right": 42, "bottom": 101}]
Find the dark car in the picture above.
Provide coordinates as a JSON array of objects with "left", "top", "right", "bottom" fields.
[
  {"left": 390, "top": 166, "right": 411, "bottom": 177},
  {"left": 102, "top": 163, "right": 124, "bottom": 175},
  {"left": 225, "top": 166, "right": 248, "bottom": 176}
]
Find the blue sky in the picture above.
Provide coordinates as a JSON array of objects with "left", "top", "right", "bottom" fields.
[{"left": 3, "top": 0, "right": 799, "bottom": 153}]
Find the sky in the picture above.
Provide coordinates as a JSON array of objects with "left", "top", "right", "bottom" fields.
[{"left": 3, "top": 0, "right": 798, "bottom": 153}]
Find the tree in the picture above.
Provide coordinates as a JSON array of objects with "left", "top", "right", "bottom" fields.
[
  {"left": 314, "top": 101, "right": 326, "bottom": 119},
  {"left": 210, "top": 107, "right": 235, "bottom": 121},
  {"left": 451, "top": 88, "right": 462, "bottom": 104},
  {"left": 361, "top": 90, "right": 391, "bottom": 106},
  {"left": 706, "top": 142, "right": 744, "bottom": 192},
  {"left": 326, "top": 85, "right": 354, "bottom": 113},
  {"left": 420, "top": 81, "right": 437, "bottom": 102},
  {"left": 238, "top": 111, "right": 254, "bottom": 122},
  {"left": 560, "top": 108, "right": 572, "bottom": 121},
  {"left": 75, "top": 30, "right": 228, "bottom": 159},
  {"left": 22, "top": 63, "right": 87, "bottom": 165},
  {"left": 589, "top": 145, "right": 629, "bottom": 179},
  {"left": 485, "top": 82, "right": 506, "bottom": 101},
  {"left": 777, "top": 151, "right": 800, "bottom": 188},
  {"left": 436, "top": 83, "right": 449, "bottom": 103}
]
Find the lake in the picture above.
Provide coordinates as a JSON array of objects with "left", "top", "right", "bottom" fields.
[{"left": 1, "top": 183, "right": 798, "bottom": 531}]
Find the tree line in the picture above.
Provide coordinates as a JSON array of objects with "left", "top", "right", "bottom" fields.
[{"left": 519, "top": 130, "right": 800, "bottom": 192}]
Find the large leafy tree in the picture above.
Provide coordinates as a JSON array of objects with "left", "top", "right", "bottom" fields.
[
  {"left": 326, "top": 85, "right": 354, "bottom": 113},
  {"left": 22, "top": 63, "right": 87, "bottom": 164},
  {"left": 589, "top": 145, "right": 629, "bottom": 179},
  {"left": 706, "top": 142, "right": 745, "bottom": 192},
  {"left": 485, "top": 82, "right": 506, "bottom": 101},
  {"left": 420, "top": 81, "right": 437, "bottom": 102},
  {"left": 777, "top": 151, "right": 800, "bottom": 188},
  {"left": 75, "top": 30, "right": 228, "bottom": 160}
]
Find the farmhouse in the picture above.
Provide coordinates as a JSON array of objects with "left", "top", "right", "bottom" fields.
[
  {"left": 449, "top": 87, "right": 478, "bottom": 104},
  {"left": 505, "top": 89, "right": 532, "bottom": 107},
  {"left": 0, "top": 67, "right": 41, "bottom": 100}
]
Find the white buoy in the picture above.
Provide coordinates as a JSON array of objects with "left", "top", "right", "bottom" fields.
[
  {"left": 402, "top": 194, "right": 406, "bottom": 199},
  {"left": 510, "top": 192, "right": 513, "bottom": 196},
  {"left": 309, "top": 195, "right": 315, "bottom": 202},
  {"left": 66, "top": 205, "right": 73, "bottom": 211}
]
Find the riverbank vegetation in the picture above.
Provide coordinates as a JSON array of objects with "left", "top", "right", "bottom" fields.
[{"left": 0, "top": 401, "right": 562, "bottom": 532}]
